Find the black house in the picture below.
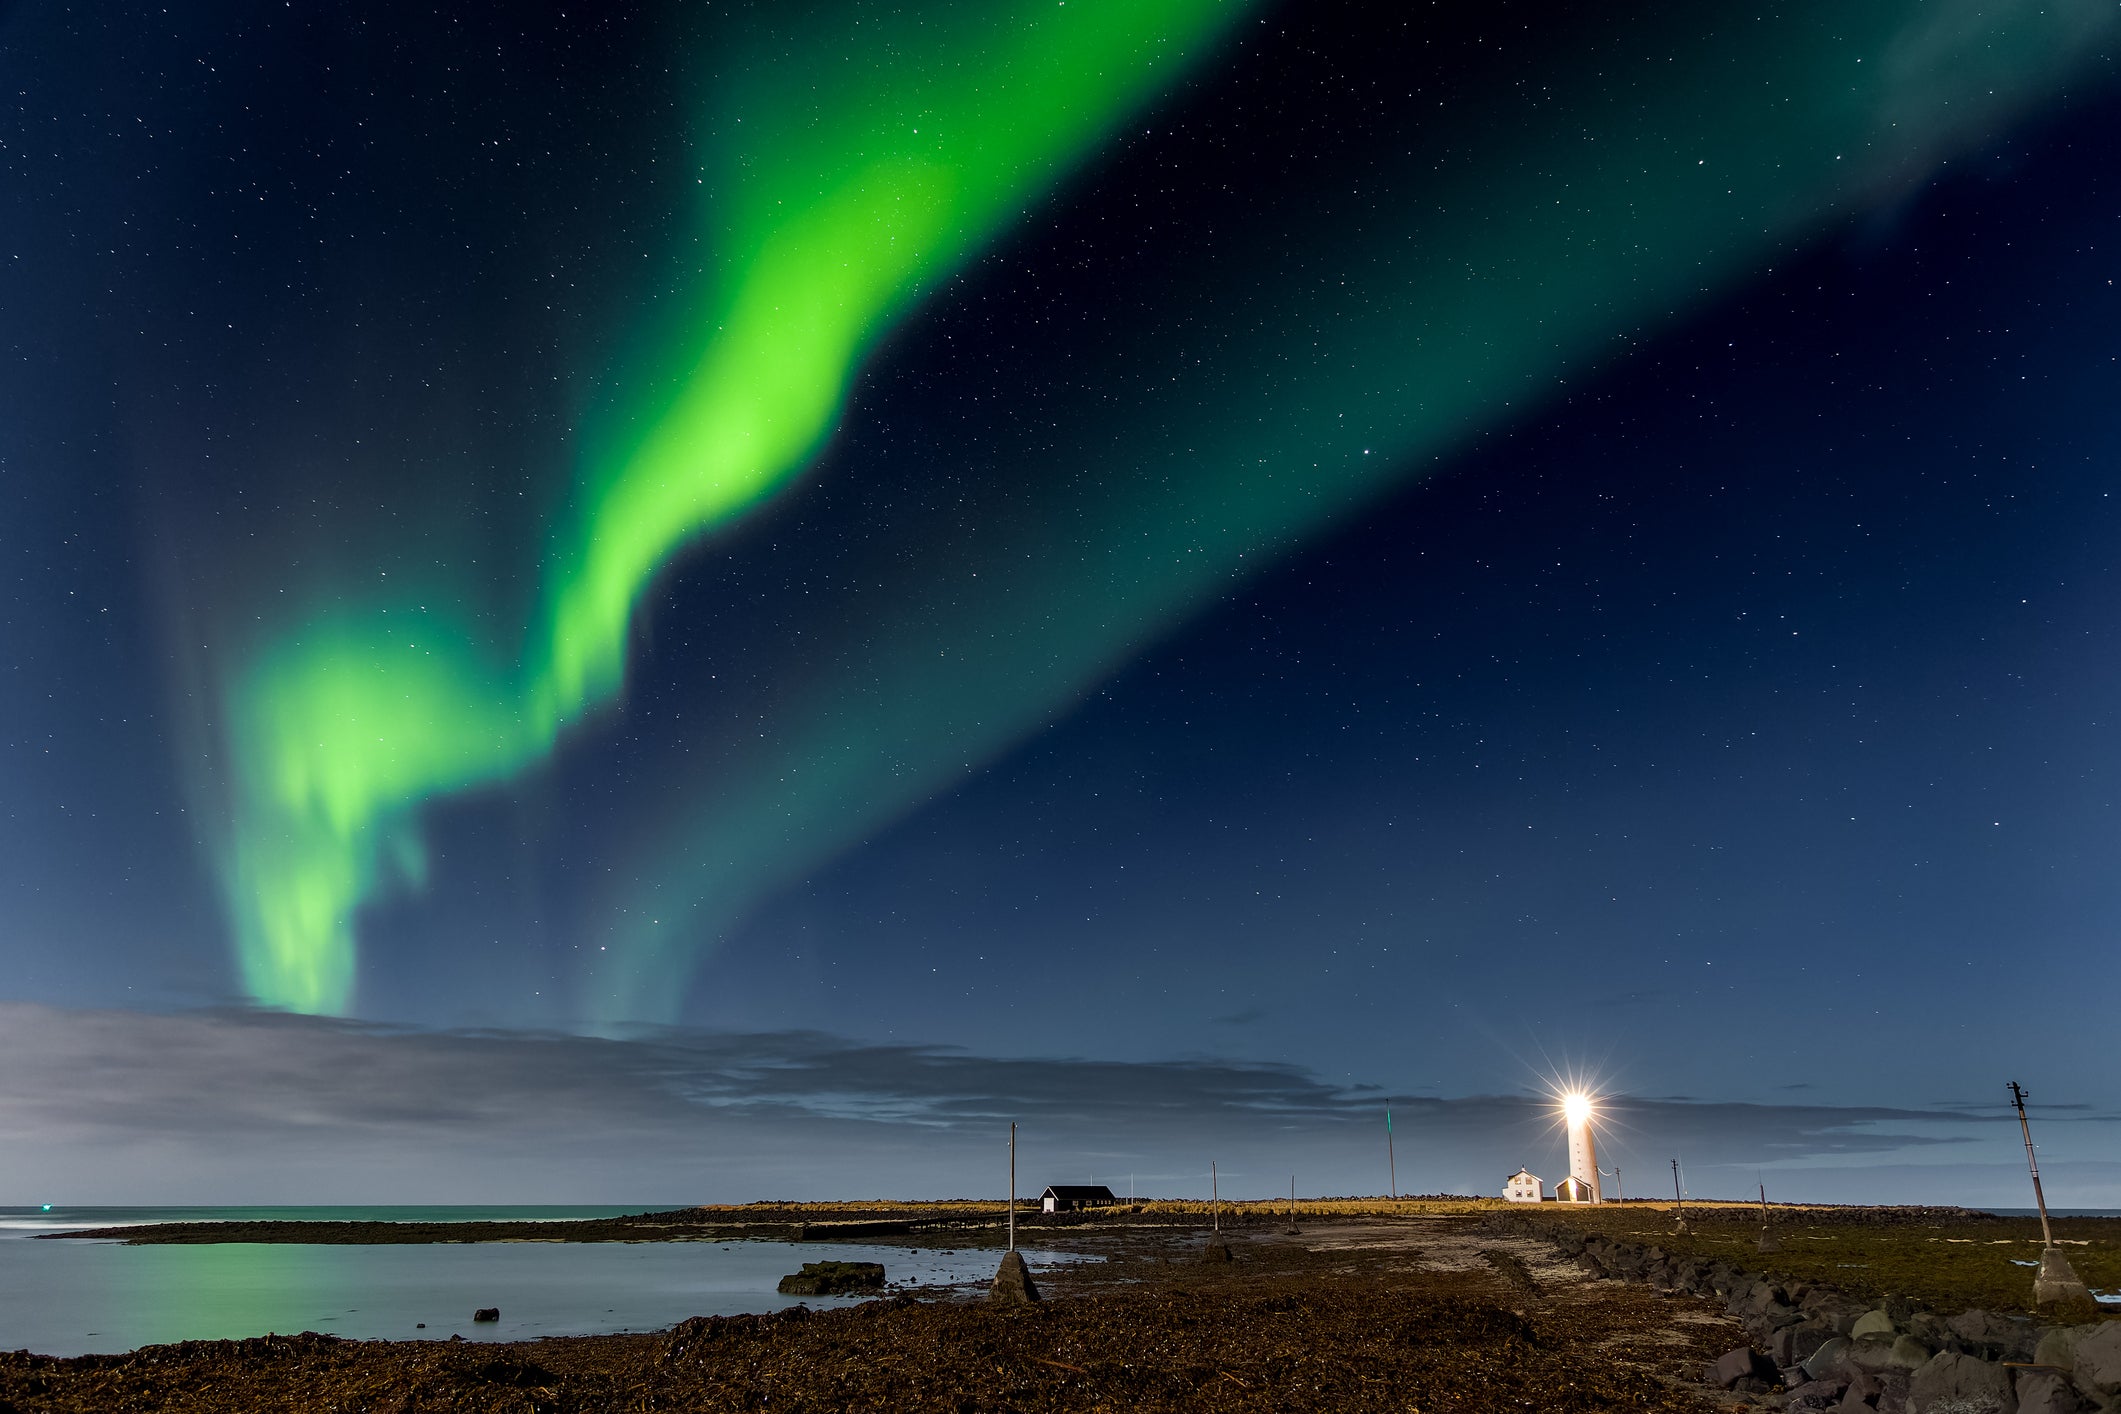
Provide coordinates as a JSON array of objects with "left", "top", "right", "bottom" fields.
[{"left": 1040, "top": 1184, "right": 1118, "bottom": 1213}]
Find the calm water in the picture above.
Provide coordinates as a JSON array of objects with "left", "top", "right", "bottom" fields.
[{"left": 0, "top": 1208, "right": 1085, "bottom": 1358}]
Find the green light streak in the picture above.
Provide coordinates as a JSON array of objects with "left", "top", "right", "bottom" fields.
[
  {"left": 594, "top": 0, "right": 2119, "bottom": 1019},
  {"left": 219, "top": 0, "right": 1252, "bottom": 1012}
]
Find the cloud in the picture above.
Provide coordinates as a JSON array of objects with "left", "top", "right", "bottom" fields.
[{"left": 0, "top": 1005, "right": 2106, "bottom": 1206}]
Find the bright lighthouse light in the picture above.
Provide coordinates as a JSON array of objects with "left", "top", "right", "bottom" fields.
[{"left": 1563, "top": 1092, "right": 1592, "bottom": 1125}]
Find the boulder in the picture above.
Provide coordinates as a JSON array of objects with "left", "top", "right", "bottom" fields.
[
  {"left": 1772, "top": 1321, "right": 1837, "bottom": 1368},
  {"left": 1908, "top": 1350, "right": 2014, "bottom": 1414},
  {"left": 1709, "top": 1346, "right": 1779, "bottom": 1390},
  {"left": 2014, "top": 1370, "right": 2080, "bottom": 1414},
  {"left": 1839, "top": 1368, "right": 1885, "bottom": 1411},
  {"left": 2069, "top": 1321, "right": 2121, "bottom": 1399},
  {"left": 1890, "top": 1335, "right": 1937, "bottom": 1372},
  {"left": 777, "top": 1261, "right": 887, "bottom": 1296},
  {"left": 2027, "top": 1331, "right": 2078, "bottom": 1373},
  {"left": 1853, "top": 1310, "right": 1900, "bottom": 1341},
  {"left": 1948, "top": 1310, "right": 2035, "bottom": 1362},
  {"left": 988, "top": 1249, "right": 1040, "bottom": 1304},
  {"left": 1804, "top": 1338, "right": 1853, "bottom": 1382},
  {"left": 472, "top": 1307, "right": 500, "bottom": 1323},
  {"left": 1788, "top": 1377, "right": 1850, "bottom": 1412}
]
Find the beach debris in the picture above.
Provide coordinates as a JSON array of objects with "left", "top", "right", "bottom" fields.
[
  {"left": 1201, "top": 1233, "right": 1234, "bottom": 1264},
  {"left": 775, "top": 1261, "right": 886, "bottom": 1296},
  {"left": 988, "top": 1248, "right": 1040, "bottom": 1303},
  {"left": 471, "top": 1308, "right": 500, "bottom": 1323}
]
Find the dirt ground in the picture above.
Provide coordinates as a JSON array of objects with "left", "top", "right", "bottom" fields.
[{"left": 1, "top": 1214, "right": 1755, "bottom": 1413}]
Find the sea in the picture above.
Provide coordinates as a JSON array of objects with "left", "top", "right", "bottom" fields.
[{"left": 0, "top": 1206, "right": 1089, "bottom": 1358}]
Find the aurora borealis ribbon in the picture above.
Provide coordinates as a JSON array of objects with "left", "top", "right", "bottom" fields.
[
  {"left": 219, "top": 0, "right": 1252, "bottom": 1012},
  {"left": 207, "top": 0, "right": 2118, "bottom": 1018}
]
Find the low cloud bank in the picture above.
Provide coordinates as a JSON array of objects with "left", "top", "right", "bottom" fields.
[{"left": 0, "top": 1005, "right": 2107, "bottom": 1206}]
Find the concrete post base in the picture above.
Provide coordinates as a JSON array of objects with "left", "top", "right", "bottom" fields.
[
  {"left": 989, "top": 1249, "right": 1040, "bottom": 1304},
  {"left": 2033, "top": 1247, "right": 2094, "bottom": 1314}
]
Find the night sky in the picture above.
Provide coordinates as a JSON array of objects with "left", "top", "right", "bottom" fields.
[{"left": 3, "top": 0, "right": 2118, "bottom": 1204}]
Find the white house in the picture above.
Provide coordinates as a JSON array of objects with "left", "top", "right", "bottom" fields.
[
  {"left": 1503, "top": 1168, "right": 1544, "bottom": 1203},
  {"left": 1553, "top": 1174, "right": 1596, "bottom": 1204}
]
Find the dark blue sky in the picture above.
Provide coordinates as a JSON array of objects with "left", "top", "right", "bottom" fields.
[{"left": 2, "top": 0, "right": 2117, "bottom": 1202}]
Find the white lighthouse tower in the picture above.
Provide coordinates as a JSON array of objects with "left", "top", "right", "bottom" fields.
[{"left": 1560, "top": 1092, "right": 1603, "bottom": 1203}]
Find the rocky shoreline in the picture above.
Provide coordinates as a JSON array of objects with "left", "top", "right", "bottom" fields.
[{"left": 1487, "top": 1211, "right": 2121, "bottom": 1413}]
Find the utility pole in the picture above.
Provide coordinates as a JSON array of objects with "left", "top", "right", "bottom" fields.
[
  {"left": 1670, "top": 1158, "right": 1689, "bottom": 1233},
  {"left": 2010, "top": 1081, "right": 2092, "bottom": 1309},
  {"left": 1212, "top": 1161, "right": 1220, "bottom": 1232},
  {"left": 1600, "top": 1166, "right": 1623, "bottom": 1202},
  {"left": 989, "top": 1122, "right": 1037, "bottom": 1303},
  {"left": 1757, "top": 1181, "right": 1778, "bottom": 1253},
  {"left": 1386, "top": 1101, "right": 1397, "bottom": 1200}
]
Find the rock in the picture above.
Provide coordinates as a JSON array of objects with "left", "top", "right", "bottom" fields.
[
  {"left": 1789, "top": 1378, "right": 1850, "bottom": 1411},
  {"left": 1773, "top": 1321, "right": 1836, "bottom": 1367},
  {"left": 2014, "top": 1370, "right": 2080, "bottom": 1414},
  {"left": 1202, "top": 1233, "right": 1234, "bottom": 1264},
  {"left": 1908, "top": 1350, "right": 2014, "bottom": 1414},
  {"left": 776, "top": 1261, "right": 886, "bottom": 1297},
  {"left": 472, "top": 1308, "right": 500, "bottom": 1323},
  {"left": 2069, "top": 1321, "right": 2121, "bottom": 1398},
  {"left": 2033, "top": 1328, "right": 2080, "bottom": 1374},
  {"left": 1840, "top": 1368, "right": 1885, "bottom": 1411},
  {"left": 1709, "top": 1346, "right": 1779, "bottom": 1389},
  {"left": 988, "top": 1249, "right": 1040, "bottom": 1304},
  {"left": 1763, "top": 1299, "right": 1809, "bottom": 1331},
  {"left": 1805, "top": 1338, "right": 1854, "bottom": 1382},
  {"left": 1854, "top": 1310, "right": 1900, "bottom": 1341},
  {"left": 1947, "top": 1311, "right": 2033, "bottom": 1361},
  {"left": 1890, "top": 1335, "right": 1936, "bottom": 1372}
]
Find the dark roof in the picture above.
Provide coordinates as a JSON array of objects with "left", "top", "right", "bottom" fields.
[{"left": 1041, "top": 1184, "right": 1117, "bottom": 1201}]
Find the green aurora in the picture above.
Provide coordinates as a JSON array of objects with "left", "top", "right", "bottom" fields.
[
  {"left": 210, "top": 0, "right": 2118, "bottom": 1018},
  {"left": 219, "top": 0, "right": 1255, "bottom": 1013},
  {"left": 587, "top": 0, "right": 2119, "bottom": 1021}
]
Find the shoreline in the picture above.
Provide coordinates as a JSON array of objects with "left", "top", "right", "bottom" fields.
[{"left": 1, "top": 1213, "right": 1741, "bottom": 1413}]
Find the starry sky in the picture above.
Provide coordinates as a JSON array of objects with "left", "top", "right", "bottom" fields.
[{"left": 3, "top": 0, "right": 2119, "bottom": 1204}]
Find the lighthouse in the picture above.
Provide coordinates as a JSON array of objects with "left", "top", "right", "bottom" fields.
[{"left": 1560, "top": 1092, "right": 1603, "bottom": 1203}]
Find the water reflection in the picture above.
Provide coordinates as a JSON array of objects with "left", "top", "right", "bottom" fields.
[{"left": 0, "top": 1239, "right": 1092, "bottom": 1357}]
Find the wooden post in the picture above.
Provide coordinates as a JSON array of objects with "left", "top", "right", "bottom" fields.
[
  {"left": 1212, "top": 1161, "right": 1219, "bottom": 1232},
  {"left": 1671, "top": 1158, "right": 1688, "bottom": 1231},
  {"left": 1009, "top": 1121, "right": 1017, "bottom": 1253}
]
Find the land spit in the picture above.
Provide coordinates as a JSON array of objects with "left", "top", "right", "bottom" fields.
[
  {"left": 10, "top": 1210, "right": 1741, "bottom": 1413},
  {"left": 13, "top": 1201, "right": 2118, "bottom": 1412}
]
